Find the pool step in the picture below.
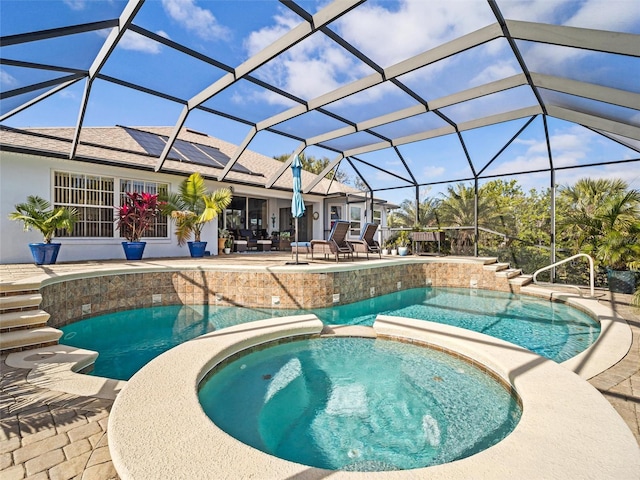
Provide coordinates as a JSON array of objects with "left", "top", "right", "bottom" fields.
[
  {"left": 495, "top": 268, "right": 523, "bottom": 279},
  {"left": 509, "top": 274, "right": 533, "bottom": 287},
  {"left": 1, "top": 288, "right": 61, "bottom": 354},
  {"left": 0, "top": 309, "right": 51, "bottom": 329},
  {"left": 0, "top": 292, "right": 42, "bottom": 312},
  {"left": 0, "top": 327, "right": 63, "bottom": 352},
  {"left": 483, "top": 262, "right": 510, "bottom": 272}
]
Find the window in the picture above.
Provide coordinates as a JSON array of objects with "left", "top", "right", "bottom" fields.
[
  {"left": 225, "top": 196, "right": 246, "bottom": 231},
  {"left": 330, "top": 205, "right": 342, "bottom": 230},
  {"left": 373, "top": 209, "right": 382, "bottom": 225},
  {"left": 350, "top": 206, "right": 361, "bottom": 236},
  {"left": 53, "top": 171, "right": 169, "bottom": 239},
  {"left": 54, "top": 172, "right": 115, "bottom": 237},
  {"left": 119, "top": 179, "right": 169, "bottom": 238},
  {"left": 248, "top": 198, "right": 267, "bottom": 237}
]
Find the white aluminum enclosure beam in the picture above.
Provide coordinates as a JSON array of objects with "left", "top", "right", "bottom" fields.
[
  {"left": 156, "top": 0, "right": 365, "bottom": 171},
  {"left": 302, "top": 153, "right": 344, "bottom": 193},
  {"left": 69, "top": 0, "right": 145, "bottom": 159},
  {"left": 260, "top": 23, "right": 503, "bottom": 134},
  {"left": 0, "top": 77, "right": 84, "bottom": 122},
  {"left": 266, "top": 143, "right": 307, "bottom": 188},
  {"left": 429, "top": 74, "right": 528, "bottom": 110},
  {"left": 256, "top": 73, "right": 384, "bottom": 131},
  {"left": 458, "top": 105, "right": 543, "bottom": 132},
  {"left": 531, "top": 73, "right": 640, "bottom": 110},
  {"left": 333, "top": 106, "right": 541, "bottom": 158},
  {"left": 217, "top": 126, "right": 257, "bottom": 181},
  {"left": 547, "top": 105, "right": 640, "bottom": 141},
  {"left": 385, "top": 23, "right": 504, "bottom": 79},
  {"left": 506, "top": 20, "right": 640, "bottom": 57},
  {"left": 393, "top": 125, "right": 457, "bottom": 147},
  {"left": 289, "top": 75, "right": 528, "bottom": 153}
]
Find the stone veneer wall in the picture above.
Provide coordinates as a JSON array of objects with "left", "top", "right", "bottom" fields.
[{"left": 41, "top": 260, "right": 519, "bottom": 328}]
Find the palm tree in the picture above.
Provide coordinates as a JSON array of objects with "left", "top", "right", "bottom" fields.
[
  {"left": 437, "top": 183, "right": 499, "bottom": 252},
  {"left": 388, "top": 197, "right": 440, "bottom": 229},
  {"left": 589, "top": 189, "right": 640, "bottom": 270},
  {"left": 162, "top": 173, "right": 232, "bottom": 245},
  {"left": 557, "top": 178, "right": 639, "bottom": 267}
]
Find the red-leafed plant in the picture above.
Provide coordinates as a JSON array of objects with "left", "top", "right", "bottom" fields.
[{"left": 116, "top": 192, "right": 163, "bottom": 242}]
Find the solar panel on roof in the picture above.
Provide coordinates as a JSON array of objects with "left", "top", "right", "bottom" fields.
[
  {"left": 123, "top": 127, "right": 183, "bottom": 161},
  {"left": 122, "top": 126, "right": 256, "bottom": 175},
  {"left": 172, "top": 139, "right": 222, "bottom": 168},
  {"left": 194, "top": 143, "right": 253, "bottom": 174}
]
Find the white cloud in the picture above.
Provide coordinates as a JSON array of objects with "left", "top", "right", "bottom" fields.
[
  {"left": 244, "top": 11, "right": 299, "bottom": 57},
  {"left": 244, "top": 9, "right": 369, "bottom": 101},
  {"left": 511, "top": 0, "right": 640, "bottom": 71},
  {"left": 491, "top": 127, "right": 592, "bottom": 178},
  {"left": 63, "top": 0, "right": 85, "bottom": 11},
  {"left": 119, "top": 30, "right": 162, "bottom": 54},
  {"left": 242, "top": 0, "right": 496, "bottom": 106},
  {"left": 0, "top": 70, "right": 18, "bottom": 88},
  {"left": 565, "top": 0, "right": 640, "bottom": 31},
  {"left": 337, "top": 0, "right": 494, "bottom": 67},
  {"left": 161, "top": 0, "right": 229, "bottom": 41},
  {"left": 470, "top": 62, "right": 520, "bottom": 85},
  {"left": 59, "top": 89, "right": 78, "bottom": 100},
  {"left": 421, "top": 165, "right": 446, "bottom": 179}
]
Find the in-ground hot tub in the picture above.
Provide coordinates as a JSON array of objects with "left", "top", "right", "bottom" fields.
[
  {"left": 107, "top": 315, "right": 640, "bottom": 480},
  {"left": 199, "top": 335, "right": 522, "bottom": 471}
]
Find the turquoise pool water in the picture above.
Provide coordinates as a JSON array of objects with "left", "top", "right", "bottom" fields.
[
  {"left": 60, "top": 287, "right": 599, "bottom": 380},
  {"left": 199, "top": 336, "right": 522, "bottom": 471}
]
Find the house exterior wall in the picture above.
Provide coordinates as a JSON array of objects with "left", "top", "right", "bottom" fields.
[{"left": 0, "top": 151, "right": 324, "bottom": 264}]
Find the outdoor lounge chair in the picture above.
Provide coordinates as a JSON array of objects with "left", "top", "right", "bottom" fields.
[
  {"left": 311, "top": 220, "right": 353, "bottom": 262},
  {"left": 349, "top": 222, "right": 381, "bottom": 259}
]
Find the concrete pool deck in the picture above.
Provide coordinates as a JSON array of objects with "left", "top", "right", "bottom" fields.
[{"left": 1, "top": 255, "right": 639, "bottom": 479}]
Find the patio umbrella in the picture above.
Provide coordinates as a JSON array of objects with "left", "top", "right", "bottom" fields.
[{"left": 288, "top": 155, "right": 307, "bottom": 265}]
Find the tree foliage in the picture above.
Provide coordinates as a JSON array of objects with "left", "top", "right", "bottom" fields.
[{"left": 273, "top": 153, "right": 350, "bottom": 184}]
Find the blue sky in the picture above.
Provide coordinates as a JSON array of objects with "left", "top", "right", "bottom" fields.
[{"left": 1, "top": 0, "right": 639, "bottom": 204}]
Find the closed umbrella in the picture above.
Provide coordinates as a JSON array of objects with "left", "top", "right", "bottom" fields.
[{"left": 289, "top": 155, "right": 307, "bottom": 265}]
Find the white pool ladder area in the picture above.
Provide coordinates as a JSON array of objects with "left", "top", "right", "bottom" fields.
[{"left": 532, "top": 253, "right": 595, "bottom": 297}]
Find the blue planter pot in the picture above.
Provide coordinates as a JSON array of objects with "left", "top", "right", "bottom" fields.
[
  {"left": 122, "top": 241, "right": 146, "bottom": 260},
  {"left": 29, "top": 243, "right": 61, "bottom": 265},
  {"left": 188, "top": 241, "right": 207, "bottom": 258},
  {"left": 606, "top": 269, "right": 637, "bottom": 294}
]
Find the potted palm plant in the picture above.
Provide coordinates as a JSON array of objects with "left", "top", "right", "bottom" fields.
[
  {"left": 218, "top": 228, "right": 231, "bottom": 252},
  {"left": 9, "top": 195, "right": 78, "bottom": 265},
  {"left": 224, "top": 234, "right": 234, "bottom": 254},
  {"left": 397, "top": 230, "right": 411, "bottom": 256},
  {"left": 116, "top": 192, "right": 163, "bottom": 260},
  {"left": 162, "top": 173, "right": 232, "bottom": 257}
]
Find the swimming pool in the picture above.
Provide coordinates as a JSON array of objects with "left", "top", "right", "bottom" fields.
[
  {"left": 199, "top": 336, "right": 522, "bottom": 471},
  {"left": 60, "top": 287, "right": 599, "bottom": 380}
]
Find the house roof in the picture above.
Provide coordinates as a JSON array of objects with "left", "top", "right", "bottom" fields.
[
  {"left": 1, "top": 0, "right": 638, "bottom": 196},
  {"left": 0, "top": 124, "right": 363, "bottom": 197}
]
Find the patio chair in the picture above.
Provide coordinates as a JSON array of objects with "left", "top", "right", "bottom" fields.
[
  {"left": 349, "top": 223, "right": 381, "bottom": 259},
  {"left": 311, "top": 220, "right": 353, "bottom": 262}
]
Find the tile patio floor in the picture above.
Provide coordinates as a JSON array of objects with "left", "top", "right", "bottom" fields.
[{"left": 1, "top": 255, "right": 638, "bottom": 479}]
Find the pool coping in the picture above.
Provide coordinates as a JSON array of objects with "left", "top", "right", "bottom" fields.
[{"left": 102, "top": 314, "right": 639, "bottom": 480}]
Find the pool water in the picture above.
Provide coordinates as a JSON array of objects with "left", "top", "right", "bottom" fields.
[
  {"left": 60, "top": 287, "right": 599, "bottom": 380},
  {"left": 198, "top": 337, "right": 522, "bottom": 471}
]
